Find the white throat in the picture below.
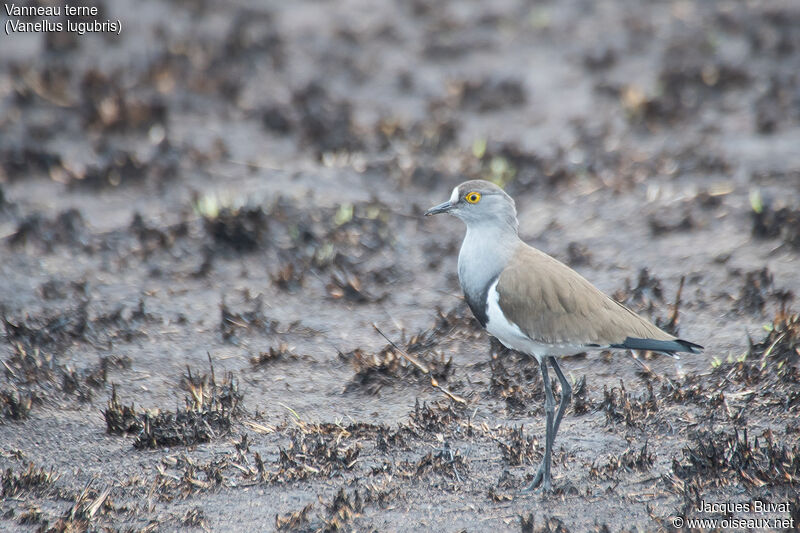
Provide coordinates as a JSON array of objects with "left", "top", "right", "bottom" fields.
[{"left": 457, "top": 223, "right": 517, "bottom": 299}]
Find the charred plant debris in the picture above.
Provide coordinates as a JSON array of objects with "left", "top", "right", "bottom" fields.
[
  {"left": 613, "top": 269, "right": 684, "bottom": 335},
  {"left": 3, "top": 297, "right": 156, "bottom": 354},
  {"left": 38, "top": 279, "right": 88, "bottom": 301},
  {"left": 748, "top": 311, "right": 800, "bottom": 380},
  {"left": 614, "top": 268, "right": 664, "bottom": 313},
  {"left": 735, "top": 267, "right": 793, "bottom": 315},
  {"left": 148, "top": 429, "right": 336, "bottom": 502},
  {"left": 275, "top": 503, "right": 313, "bottom": 531},
  {"left": 270, "top": 258, "right": 305, "bottom": 292},
  {"left": 406, "top": 399, "right": 466, "bottom": 437},
  {"left": 180, "top": 358, "right": 241, "bottom": 412},
  {"left": 457, "top": 77, "right": 527, "bottom": 112},
  {"left": 2, "top": 302, "right": 89, "bottom": 351},
  {"left": 0, "top": 130, "right": 179, "bottom": 191},
  {"left": 276, "top": 486, "right": 381, "bottom": 532},
  {"left": 0, "top": 146, "right": 63, "bottom": 182},
  {"left": 399, "top": 442, "right": 468, "bottom": 483},
  {"left": 133, "top": 401, "right": 238, "bottom": 450},
  {"left": 751, "top": 194, "right": 800, "bottom": 250},
  {"left": 327, "top": 266, "right": 387, "bottom": 303},
  {"left": 264, "top": 420, "right": 400, "bottom": 484},
  {"left": 103, "top": 385, "right": 141, "bottom": 435},
  {"left": 1, "top": 477, "right": 116, "bottom": 533},
  {"left": 489, "top": 342, "right": 544, "bottom": 412},
  {"left": 80, "top": 69, "right": 167, "bottom": 133},
  {"left": 571, "top": 376, "right": 593, "bottom": 415},
  {"left": 61, "top": 354, "right": 132, "bottom": 402},
  {"left": 7, "top": 209, "right": 90, "bottom": 252},
  {"left": 670, "top": 428, "right": 799, "bottom": 491},
  {"left": 375, "top": 424, "right": 408, "bottom": 452},
  {"left": 470, "top": 140, "right": 573, "bottom": 194},
  {"left": 710, "top": 311, "right": 800, "bottom": 406},
  {"left": 270, "top": 428, "right": 360, "bottom": 483},
  {"left": 198, "top": 194, "right": 398, "bottom": 301},
  {"left": 654, "top": 310, "right": 800, "bottom": 415},
  {"left": 496, "top": 426, "right": 540, "bottom": 467},
  {"left": 2, "top": 323, "right": 133, "bottom": 412},
  {"left": 203, "top": 204, "right": 268, "bottom": 252},
  {"left": 1, "top": 343, "right": 57, "bottom": 404},
  {"left": 152, "top": 453, "right": 230, "bottom": 500},
  {"left": 282, "top": 197, "right": 395, "bottom": 296},
  {"left": 129, "top": 212, "right": 189, "bottom": 256},
  {"left": 601, "top": 380, "right": 658, "bottom": 428},
  {"left": 739, "top": 267, "right": 774, "bottom": 314},
  {"left": 1, "top": 462, "right": 60, "bottom": 498},
  {"left": 488, "top": 469, "right": 517, "bottom": 502},
  {"left": 104, "top": 358, "right": 241, "bottom": 449},
  {"left": 293, "top": 81, "right": 364, "bottom": 157},
  {"left": 343, "top": 308, "right": 474, "bottom": 394},
  {"left": 0, "top": 387, "right": 34, "bottom": 421},
  {"left": 250, "top": 342, "right": 300, "bottom": 367},
  {"left": 323, "top": 488, "right": 363, "bottom": 530},
  {"left": 45, "top": 483, "right": 114, "bottom": 533},
  {"left": 590, "top": 441, "right": 655, "bottom": 480},
  {"left": 566, "top": 241, "right": 592, "bottom": 266},
  {"left": 625, "top": 28, "right": 750, "bottom": 127},
  {"left": 648, "top": 207, "right": 697, "bottom": 235},
  {"left": 180, "top": 507, "right": 208, "bottom": 529},
  {"left": 344, "top": 344, "right": 452, "bottom": 395},
  {"left": 659, "top": 374, "right": 706, "bottom": 406},
  {"left": 220, "top": 294, "right": 278, "bottom": 342},
  {"left": 70, "top": 146, "right": 179, "bottom": 190},
  {"left": 148, "top": 422, "right": 387, "bottom": 501},
  {"left": 520, "top": 514, "right": 573, "bottom": 533}
]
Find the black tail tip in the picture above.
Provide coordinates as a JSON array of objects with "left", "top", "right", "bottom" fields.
[
  {"left": 676, "top": 340, "right": 704, "bottom": 354},
  {"left": 612, "top": 337, "right": 704, "bottom": 354}
]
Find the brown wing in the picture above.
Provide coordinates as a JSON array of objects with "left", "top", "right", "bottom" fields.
[{"left": 496, "top": 243, "right": 675, "bottom": 346}]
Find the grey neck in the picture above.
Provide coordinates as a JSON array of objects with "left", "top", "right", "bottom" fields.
[{"left": 457, "top": 221, "right": 520, "bottom": 319}]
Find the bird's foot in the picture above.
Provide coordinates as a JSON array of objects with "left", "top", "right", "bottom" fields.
[{"left": 519, "top": 463, "right": 552, "bottom": 494}]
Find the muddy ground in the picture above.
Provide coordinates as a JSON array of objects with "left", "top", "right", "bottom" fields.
[{"left": 1, "top": 0, "right": 800, "bottom": 531}]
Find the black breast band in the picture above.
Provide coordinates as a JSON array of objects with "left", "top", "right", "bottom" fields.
[{"left": 464, "top": 275, "right": 499, "bottom": 328}]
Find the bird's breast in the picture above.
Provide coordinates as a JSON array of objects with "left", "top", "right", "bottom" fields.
[{"left": 457, "top": 227, "right": 516, "bottom": 329}]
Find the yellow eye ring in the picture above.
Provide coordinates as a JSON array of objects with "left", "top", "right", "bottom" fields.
[{"left": 465, "top": 192, "right": 481, "bottom": 204}]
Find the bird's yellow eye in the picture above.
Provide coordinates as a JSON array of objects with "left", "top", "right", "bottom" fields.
[{"left": 465, "top": 192, "right": 481, "bottom": 204}]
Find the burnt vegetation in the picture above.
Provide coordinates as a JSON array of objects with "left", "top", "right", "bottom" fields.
[
  {"left": 2, "top": 0, "right": 800, "bottom": 530},
  {"left": 670, "top": 428, "right": 800, "bottom": 493},
  {"left": 712, "top": 311, "right": 800, "bottom": 410},
  {"left": 496, "top": 425, "right": 541, "bottom": 467},
  {"left": 590, "top": 441, "right": 655, "bottom": 480},
  {"left": 488, "top": 345, "right": 544, "bottom": 412},
  {"left": 104, "top": 358, "right": 241, "bottom": 449},
  {"left": 343, "top": 306, "right": 477, "bottom": 395},
  {"left": 752, "top": 198, "right": 800, "bottom": 250},
  {"left": 270, "top": 426, "right": 361, "bottom": 483},
  {"left": 601, "top": 380, "right": 659, "bottom": 428}
]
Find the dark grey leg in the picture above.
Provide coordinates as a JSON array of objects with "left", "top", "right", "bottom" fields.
[
  {"left": 522, "top": 358, "right": 555, "bottom": 492},
  {"left": 549, "top": 356, "right": 572, "bottom": 440}
]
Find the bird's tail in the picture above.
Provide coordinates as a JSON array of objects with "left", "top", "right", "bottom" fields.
[{"left": 611, "top": 337, "right": 704, "bottom": 355}]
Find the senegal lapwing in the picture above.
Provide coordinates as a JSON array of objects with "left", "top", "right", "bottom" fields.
[{"left": 425, "top": 179, "right": 703, "bottom": 492}]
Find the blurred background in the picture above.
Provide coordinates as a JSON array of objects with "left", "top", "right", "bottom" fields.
[{"left": 1, "top": 0, "right": 799, "bottom": 531}]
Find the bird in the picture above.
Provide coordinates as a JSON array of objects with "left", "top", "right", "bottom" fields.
[{"left": 425, "top": 179, "right": 703, "bottom": 492}]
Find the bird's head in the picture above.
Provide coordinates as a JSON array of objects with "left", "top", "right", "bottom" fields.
[{"left": 425, "top": 180, "right": 518, "bottom": 231}]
